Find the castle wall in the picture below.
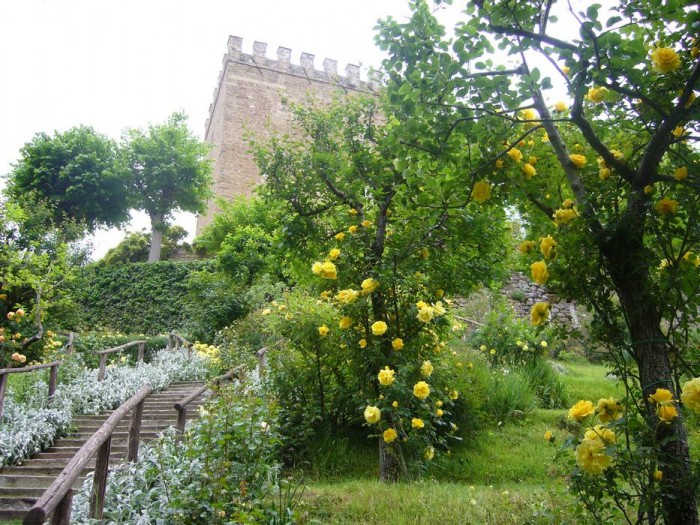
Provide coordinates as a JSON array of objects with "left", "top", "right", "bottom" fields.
[{"left": 196, "top": 36, "right": 376, "bottom": 234}]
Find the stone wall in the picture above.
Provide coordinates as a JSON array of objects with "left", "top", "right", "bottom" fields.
[
  {"left": 500, "top": 272, "right": 579, "bottom": 327},
  {"left": 196, "top": 36, "right": 377, "bottom": 234}
]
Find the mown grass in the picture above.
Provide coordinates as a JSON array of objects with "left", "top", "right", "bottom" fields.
[{"left": 298, "top": 355, "right": 700, "bottom": 524}]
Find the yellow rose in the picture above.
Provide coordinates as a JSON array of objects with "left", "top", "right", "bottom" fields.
[
  {"left": 658, "top": 404, "right": 678, "bottom": 423},
  {"left": 585, "top": 86, "right": 607, "bottom": 103},
  {"left": 569, "top": 154, "right": 587, "bottom": 168},
  {"left": 262, "top": 308, "right": 271, "bottom": 316},
  {"left": 553, "top": 208, "right": 578, "bottom": 226},
  {"left": 656, "top": 197, "right": 679, "bottom": 215},
  {"left": 420, "top": 360, "right": 434, "bottom": 377},
  {"left": 361, "top": 220, "right": 373, "bottom": 228},
  {"left": 378, "top": 366, "right": 396, "bottom": 386},
  {"left": 411, "top": 418, "right": 425, "bottom": 429},
  {"left": 392, "top": 338, "right": 404, "bottom": 350},
  {"left": 531, "top": 302, "right": 550, "bottom": 326},
  {"left": 361, "top": 278, "right": 380, "bottom": 294},
  {"left": 319, "top": 261, "right": 337, "bottom": 279},
  {"left": 328, "top": 248, "right": 341, "bottom": 261},
  {"left": 651, "top": 47, "right": 681, "bottom": 74},
  {"left": 648, "top": 388, "right": 674, "bottom": 405},
  {"left": 654, "top": 470, "right": 663, "bottom": 481},
  {"left": 335, "top": 289, "right": 359, "bottom": 304},
  {"left": 424, "top": 446, "right": 435, "bottom": 460},
  {"left": 599, "top": 167, "right": 611, "bottom": 180},
  {"left": 311, "top": 261, "right": 323, "bottom": 275},
  {"left": 672, "top": 126, "right": 684, "bottom": 138},
  {"left": 522, "top": 163, "right": 537, "bottom": 180},
  {"left": 568, "top": 400, "right": 595, "bottom": 421},
  {"left": 520, "top": 108, "right": 537, "bottom": 121},
  {"left": 383, "top": 428, "right": 398, "bottom": 443},
  {"left": 681, "top": 377, "right": 700, "bottom": 413},
  {"left": 416, "top": 306, "right": 435, "bottom": 323},
  {"left": 339, "top": 317, "right": 353, "bottom": 329},
  {"left": 544, "top": 430, "right": 554, "bottom": 442},
  {"left": 449, "top": 390, "right": 459, "bottom": 400},
  {"left": 348, "top": 225, "right": 358, "bottom": 233},
  {"left": 371, "top": 321, "right": 388, "bottom": 336},
  {"left": 392, "top": 401, "right": 399, "bottom": 408},
  {"left": 644, "top": 185, "right": 654, "bottom": 195},
  {"left": 561, "top": 65, "right": 570, "bottom": 75},
  {"left": 472, "top": 181, "right": 492, "bottom": 203},
  {"left": 413, "top": 381, "right": 430, "bottom": 400},
  {"left": 596, "top": 398, "right": 623, "bottom": 423},
  {"left": 519, "top": 240, "right": 536, "bottom": 254},
  {"left": 495, "top": 159, "right": 504, "bottom": 169},
  {"left": 674, "top": 167, "right": 688, "bottom": 181},
  {"left": 364, "top": 405, "right": 381, "bottom": 424},
  {"left": 575, "top": 437, "right": 613, "bottom": 475},
  {"left": 359, "top": 339, "right": 367, "bottom": 348},
  {"left": 584, "top": 425, "right": 616, "bottom": 444},
  {"left": 318, "top": 325, "right": 330, "bottom": 337},
  {"left": 554, "top": 101, "right": 567, "bottom": 112},
  {"left": 530, "top": 260, "right": 549, "bottom": 285},
  {"left": 335, "top": 231, "right": 346, "bottom": 241},
  {"left": 540, "top": 235, "right": 557, "bottom": 259},
  {"left": 436, "top": 408, "right": 444, "bottom": 417},
  {"left": 507, "top": 148, "right": 523, "bottom": 162}
]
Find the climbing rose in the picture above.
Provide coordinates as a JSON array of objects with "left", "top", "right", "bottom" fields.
[
  {"left": 584, "top": 425, "right": 616, "bottom": 445},
  {"left": 449, "top": 390, "right": 459, "bottom": 400},
  {"left": 519, "top": 240, "right": 536, "bottom": 254},
  {"left": 530, "top": 302, "right": 550, "bottom": 326},
  {"left": 472, "top": 181, "right": 492, "bottom": 203},
  {"left": 553, "top": 208, "right": 578, "bottom": 226},
  {"left": 681, "top": 377, "right": 700, "bottom": 413},
  {"left": 412, "top": 418, "right": 425, "bottom": 429},
  {"left": 318, "top": 261, "right": 337, "bottom": 279},
  {"left": 562, "top": 198, "right": 574, "bottom": 209},
  {"left": 361, "top": 278, "right": 380, "bottom": 294},
  {"left": 674, "top": 167, "right": 688, "bottom": 181},
  {"left": 658, "top": 404, "right": 678, "bottom": 423},
  {"left": 420, "top": 360, "right": 434, "bottom": 377},
  {"left": 424, "top": 446, "right": 435, "bottom": 460},
  {"left": 335, "top": 289, "right": 359, "bottom": 304},
  {"left": 507, "top": 148, "right": 523, "bottom": 162},
  {"left": 554, "top": 101, "right": 567, "bottom": 112},
  {"left": 522, "top": 163, "right": 537, "bottom": 180},
  {"left": 334, "top": 232, "right": 345, "bottom": 241},
  {"left": 417, "top": 305, "right": 435, "bottom": 323},
  {"left": 371, "top": 321, "right": 388, "bottom": 336},
  {"left": 392, "top": 338, "right": 404, "bottom": 350},
  {"left": 364, "top": 405, "right": 381, "bottom": 424},
  {"left": 328, "top": 248, "right": 341, "bottom": 261},
  {"left": 520, "top": 108, "right": 537, "bottom": 121},
  {"left": 585, "top": 86, "right": 607, "bottom": 103},
  {"left": 651, "top": 47, "right": 681, "bottom": 73},
  {"left": 648, "top": 388, "right": 674, "bottom": 405},
  {"left": 413, "top": 381, "right": 430, "bottom": 400},
  {"left": 596, "top": 398, "right": 622, "bottom": 423},
  {"left": 530, "top": 261, "right": 549, "bottom": 285},
  {"left": 575, "top": 436, "right": 613, "bottom": 475},
  {"left": 378, "top": 366, "right": 396, "bottom": 386},
  {"left": 318, "top": 325, "right": 330, "bottom": 337},
  {"left": 348, "top": 225, "right": 358, "bottom": 233},
  {"left": 359, "top": 339, "right": 367, "bottom": 348},
  {"left": 383, "top": 428, "right": 398, "bottom": 443},
  {"left": 656, "top": 197, "right": 679, "bottom": 215},
  {"left": 339, "top": 316, "right": 353, "bottom": 329},
  {"left": 540, "top": 235, "right": 557, "bottom": 259},
  {"left": 361, "top": 220, "right": 372, "bottom": 228},
  {"left": 568, "top": 400, "right": 595, "bottom": 422},
  {"left": 599, "top": 167, "right": 611, "bottom": 180},
  {"left": 654, "top": 470, "right": 663, "bottom": 481},
  {"left": 569, "top": 154, "right": 587, "bottom": 168},
  {"left": 544, "top": 430, "right": 554, "bottom": 442}
]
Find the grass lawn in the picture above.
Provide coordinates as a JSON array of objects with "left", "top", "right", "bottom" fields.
[{"left": 298, "top": 355, "right": 698, "bottom": 524}]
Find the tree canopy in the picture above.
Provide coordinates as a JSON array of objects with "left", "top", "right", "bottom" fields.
[
  {"left": 5, "top": 126, "right": 129, "bottom": 234},
  {"left": 121, "top": 112, "right": 212, "bottom": 261}
]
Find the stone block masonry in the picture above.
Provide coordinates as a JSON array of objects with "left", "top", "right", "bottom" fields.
[{"left": 196, "top": 36, "right": 378, "bottom": 234}]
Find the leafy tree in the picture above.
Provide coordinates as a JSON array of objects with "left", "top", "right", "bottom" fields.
[
  {"left": 253, "top": 96, "right": 508, "bottom": 480},
  {"left": 378, "top": 1, "right": 699, "bottom": 522},
  {"left": 100, "top": 225, "right": 191, "bottom": 265},
  {"left": 121, "top": 113, "right": 212, "bottom": 262},
  {"left": 5, "top": 126, "right": 129, "bottom": 235}
]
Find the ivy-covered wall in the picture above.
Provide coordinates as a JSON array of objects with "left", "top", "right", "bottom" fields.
[{"left": 74, "top": 261, "right": 212, "bottom": 335}]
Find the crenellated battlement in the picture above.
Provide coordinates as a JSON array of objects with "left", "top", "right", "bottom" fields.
[{"left": 206, "top": 36, "right": 380, "bottom": 130}]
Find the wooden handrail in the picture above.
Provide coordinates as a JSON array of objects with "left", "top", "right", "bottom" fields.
[
  {"left": 23, "top": 385, "right": 152, "bottom": 525},
  {"left": 173, "top": 366, "right": 244, "bottom": 434},
  {"left": 167, "top": 332, "right": 193, "bottom": 357},
  {"left": 96, "top": 341, "right": 146, "bottom": 381},
  {"left": 0, "top": 361, "right": 61, "bottom": 423}
]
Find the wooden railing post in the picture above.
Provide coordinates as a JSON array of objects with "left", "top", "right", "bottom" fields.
[
  {"left": 137, "top": 342, "right": 145, "bottom": 364},
  {"left": 89, "top": 435, "right": 112, "bottom": 521},
  {"left": 127, "top": 398, "right": 145, "bottom": 462},
  {"left": 48, "top": 364, "right": 58, "bottom": 402},
  {"left": 97, "top": 354, "right": 107, "bottom": 382},
  {"left": 0, "top": 374, "right": 7, "bottom": 424},
  {"left": 50, "top": 489, "right": 73, "bottom": 525},
  {"left": 176, "top": 406, "right": 187, "bottom": 435}
]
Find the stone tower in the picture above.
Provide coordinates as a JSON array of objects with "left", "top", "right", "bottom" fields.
[{"left": 196, "top": 36, "right": 376, "bottom": 234}]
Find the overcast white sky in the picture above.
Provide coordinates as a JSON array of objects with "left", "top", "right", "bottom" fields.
[{"left": 1, "top": 0, "right": 462, "bottom": 258}]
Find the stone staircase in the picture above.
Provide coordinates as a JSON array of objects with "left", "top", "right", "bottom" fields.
[{"left": 0, "top": 381, "right": 208, "bottom": 521}]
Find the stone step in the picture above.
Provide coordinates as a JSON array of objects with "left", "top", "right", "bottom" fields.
[{"left": 0, "top": 474, "right": 87, "bottom": 489}]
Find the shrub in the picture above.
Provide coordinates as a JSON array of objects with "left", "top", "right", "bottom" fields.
[{"left": 484, "top": 370, "right": 538, "bottom": 423}]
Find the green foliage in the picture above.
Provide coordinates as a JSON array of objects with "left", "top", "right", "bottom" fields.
[
  {"left": 74, "top": 261, "right": 211, "bottom": 335},
  {"left": 100, "top": 225, "right": 192, "bottom": 265},
  {"left": 121, "top": 112, "right": 212, "bottom": 260},
  {"left": 5, "top": 125, "right": 129, "bottom": 233}
]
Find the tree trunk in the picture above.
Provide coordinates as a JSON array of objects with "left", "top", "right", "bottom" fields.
[
  {"left": 148, "top": 213, "right": 164, "bottom": 262},
  {"left": 602, "top": 211, "right": 698, "bottom": 525},
  {"left": 378, "top": 437, "right": 406, "bottom": 482}
]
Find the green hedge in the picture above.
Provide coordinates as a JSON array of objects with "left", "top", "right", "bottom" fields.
[{"left": 74, "top": 261, "right": 212, "bottom": 335}]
